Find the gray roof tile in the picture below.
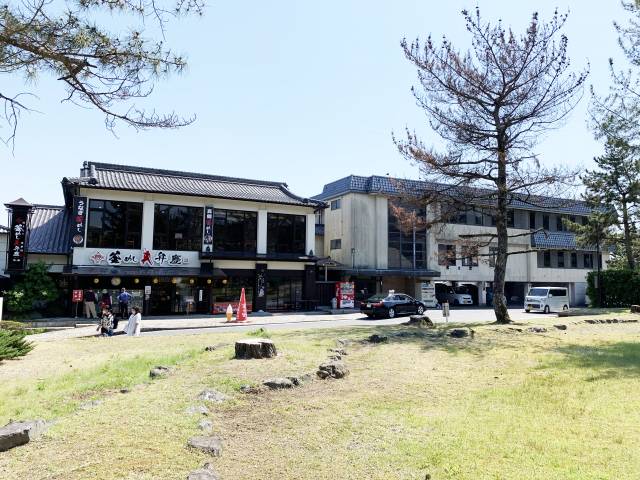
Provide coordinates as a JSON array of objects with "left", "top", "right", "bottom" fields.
[
  {"left": 64, "top": 162, "right": 325, "bottom": 208},
  {"left": 28, "top": 206, "right": 72, "bottom": 254},
  {"left": 531, "top": 231, "right": 595, "bottom": 251},
  {"left": 313, "top": 175, "right": 591, "bottom": 215}
]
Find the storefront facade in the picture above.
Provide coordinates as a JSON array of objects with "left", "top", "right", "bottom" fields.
[{"left": 3, "top": 162, "right": 325, "bottom": 316}]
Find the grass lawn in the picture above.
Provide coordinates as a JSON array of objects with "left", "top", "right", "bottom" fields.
[{"left": 1, "top": 312, "right": 639, "bottom": 479}]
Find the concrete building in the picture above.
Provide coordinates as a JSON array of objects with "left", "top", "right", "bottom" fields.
[
  {"left": 2, "top": 162, "right": 325, "bottom": 316},
  {"left": 313, "top": 175, "right": 606, "bottom": 307}
]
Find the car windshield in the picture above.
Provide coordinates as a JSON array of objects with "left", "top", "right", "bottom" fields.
[
  {"left": 528, "top": 288, "right": 548, "bottom": 297},
  {"left": 453, "top": 287, "right": 469, "bottom": 294},
  {"left": 366, "top": 294, "right": 387, "bottom": 302}
]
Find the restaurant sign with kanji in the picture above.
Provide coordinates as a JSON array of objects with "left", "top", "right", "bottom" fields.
[{"left": 89, "top": 249, "right": 191, "bottom": 267}]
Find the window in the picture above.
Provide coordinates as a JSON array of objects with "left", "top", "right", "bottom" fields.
[
  {"left": 550, "top": 288, "right": 567, "bottom": 297},
  {"left": 87, "top": 199, "right": 143, "bottom": 249},
  {"left": 213, "top": 209, "right": 257, "bottom": 254},
  {"left": 471, "top": 208, "right": 483, "bottom": 226},
  {"left": 267, "top": 213, "right": 306, "bottom": 255},
  {"left": 584, "top": 253, "right": 593, "bottom": 269},
  {"left": 556, "top": 216, "right": 566, "bottom": 232},
  {"left": 543, "top": 250, "right": 551, "bottom": 267},
  {"left": 557, "top": 251, "right": 565, "bottom": 268},
  {"left": 388, "top": 204, "right": 427, "bottom": 269},
  {"left": 571, "top": 252, "right": 577, "bottom": 268},
  {"left": 543, "top": 214, "right": 550, "bottom": 230},
  {"left": 438, "top": 244, "right": 456, "bottom": 267},
  {"left": 153, "top": 204, "right": 203, "bottom": 251},
  {"left": 461, "top": 246, "right": 479, "bottom": 266},
  {"left": 529, "top": 211, "right": 536, "bottom": 230},
  {"left": 330, "top": 199, "right": 341, "bottom": 211},
  {"left": 507, "top": 210, "right": 515, "bottom": 228},
  {"left": 489, "top": 246, "right": 499, "bottom": 268},
  {"left": 315, "top": 210, "right": 324, "bottom": 225},
  {"left": 330, "top": 239, "right": 341, "bottom": 250}
]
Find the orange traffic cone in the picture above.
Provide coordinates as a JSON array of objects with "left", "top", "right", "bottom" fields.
[{"left": 236, "top": 287, "right": 248, "bottom": 322}]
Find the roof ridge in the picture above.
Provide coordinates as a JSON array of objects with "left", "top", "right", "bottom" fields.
[
  {"left": 33, "top": 204, "right": 66, "bottom": 209},
  {"left": 88, "top": 162, "right": 287, "bottom": 188}
]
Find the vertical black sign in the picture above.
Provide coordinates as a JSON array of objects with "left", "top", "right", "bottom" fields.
[
  {"left": 7, "top": 208, "right": 28, "bottom": 271},
  {"left": 71, "top": 196, "right": 87, "bottom": 247},
  {"left": 203, "top": 206, "right": 214, "bottom": 252}
]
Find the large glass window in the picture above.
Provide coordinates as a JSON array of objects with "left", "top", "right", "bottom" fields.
[
  {"left": 388, "top": 204, "right": 427, "bottom": 269},
  {"left": 267, "top": 213, "right": 306, "bottom": 255},
  {"left": 87, "top": 200, "right": 143, "bottom": 249},
  {"left": 213, "top": 209, "right": 257, "bottom": 254},
  {"left": 461, "top": 246, "right": 479, "bottom": 266},
  {"left": 153, "top": 204, "right": 203, "bottom": 251},
  {"left": 266, "top": 275, "right": 303, "bottom": 311}
]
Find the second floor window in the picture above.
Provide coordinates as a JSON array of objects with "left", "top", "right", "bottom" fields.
[
  {"left": 87, "top": 199, "right": 143, "bottom": 249},
  {"left": 330, "top": 239, "right": 341, "bottom": 250},
  {"left": 267, "top": 213, "right": 306, "bottom": 255},
  {"left": 213, "top": 209, "right": 257, "bottom": 253},
  {"left": 543, "top": 214, "right": 550, "bottom": 231},
  {"left": 330, "top": 199, "right": 341, "bottom": 210},
  {"left": 153, "top": 204, "right": 203, "bottom": 251},
  {"left": 461, "top": 245, "right": 479, "bottom": 266},
  {"left": 438, "top": 244, "right": 456, "bottom": 267}
]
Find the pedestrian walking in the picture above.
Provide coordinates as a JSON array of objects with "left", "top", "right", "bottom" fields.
[
  {"left": 117, "top": 288, "right": 132, "bottom": 322},
  {"left": 96, "top": 307, "right": 114, "bottom": 337},
  {"left": 124, "top": 306, "right": 142, "bottom": 337},
  {"left": 84, "top": 289, "right": 97, "bottom": 319}
]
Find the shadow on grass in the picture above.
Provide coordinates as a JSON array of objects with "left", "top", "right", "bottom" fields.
[{"left": 545, "top": 342, "right": 640, "bottom": 381}]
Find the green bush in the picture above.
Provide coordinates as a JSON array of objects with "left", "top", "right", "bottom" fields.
[
  {"left": 0, "top": 330, "right": 33, "bottom": 361},
  {"left": 586, "top": 269, "right": 640, "bottom": 307},
  {"left": 5, "top": 262, "right": 59, "bottom": 315}
]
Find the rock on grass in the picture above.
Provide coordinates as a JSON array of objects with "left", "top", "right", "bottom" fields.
[
  {"left": 187, "top": 462, "right": 219, "bottom": 480},
  {"left": 0, "top": 420, "right": 48, "bottom": 452},
  {"left": 198, "top": 389, "right": 229, "bottom": 403},
  {"left": 317, "top": 361, "right": 350, "bottom": 379},
  {"left": 188, "top": 436, "right": 223, "bottom": 457},
  {"left": 149, "top": 366, "right": 170, "bottom": 378}
]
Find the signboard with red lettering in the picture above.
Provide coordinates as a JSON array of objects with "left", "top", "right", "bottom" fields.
[
  {"left": 203, "top": 206, "right": 214, "bottom": 253},
  {"left": 71, "top": 196, "right": 87, "bottom": 247},
  {"left": 7, "top": 208, "right": 28, "bottom": 271},
  {"left": 72, "top": 290, "right": 84, "bottom": 303}
]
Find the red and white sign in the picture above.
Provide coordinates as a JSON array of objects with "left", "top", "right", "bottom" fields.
[
  {"left": 212, "top": 302, "right": 253, "bottom": 315},
  {"left": 335, "top": 282, "right": 355, "bottom": 309},
  {"left": 72, "top": 290, "right": 84, "bottom": 303}
]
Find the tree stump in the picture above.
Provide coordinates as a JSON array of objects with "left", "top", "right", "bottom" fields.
[{"left": 234, "top": 339, "right": 277, "bottom": 359}]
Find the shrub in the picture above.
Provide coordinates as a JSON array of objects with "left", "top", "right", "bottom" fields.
[
  {"left": 0, "top": 330, "right": 33, "bottom": 361},
  {"left": 587, "top": 269, "right": 640, "bottom": 307},
  {"left": 5, "top": 262, "right": 59, "bottom": 315}
]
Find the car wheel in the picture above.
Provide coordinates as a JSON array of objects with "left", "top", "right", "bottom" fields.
[
  {"left": 563, "top": 305, "right": 569, "bottom": 311},
  {"left": 366, "top": 314, "right": 374, "bottom": 319},
  {"left": 387, "top": 307, "right": 396, "bottom": 319},
  {"left": 525, "top": 309, "right": 530, "bottom": 313},
  {"left": 416, "top": 305, "right": 425, "bottom": 315},
  {"left": 544, "top": 305, "right": 550, "bottom": 314}
]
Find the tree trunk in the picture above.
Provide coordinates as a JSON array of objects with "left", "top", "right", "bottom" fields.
[
  {"left": 234, "top": 339, "right": 277, "bottom": 359},
  {"left": 493, "top": 148, "right": 511, "bottom": 324},
  {"left": 621, "top": 198, "right": 635, "bottom": 270}
]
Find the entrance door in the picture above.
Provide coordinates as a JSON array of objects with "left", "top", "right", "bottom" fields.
[{"left": 150, "top": 284, "right": 173, "bottom": 315}]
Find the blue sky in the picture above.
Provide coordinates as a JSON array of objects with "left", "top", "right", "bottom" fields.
[{"left": 0, "top": 0, "right": 629, "bottom": 207}]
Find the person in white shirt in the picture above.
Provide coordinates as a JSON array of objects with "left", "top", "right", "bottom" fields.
[{"left": 125, "top": 306, "right": 142, "bottom": 336}]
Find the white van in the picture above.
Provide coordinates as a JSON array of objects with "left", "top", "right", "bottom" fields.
[{"left": 524, "top": 287, "right": 570, "bottom": 313}]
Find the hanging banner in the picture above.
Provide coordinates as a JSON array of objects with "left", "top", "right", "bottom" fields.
[
  {"left": 203, "top": 206, "right": 214, "bottom": 253},
  {"left": 71, "top": 196, "right": 88, "bottom": 247},
  {"left": 7, "top": 207, "right": 29, "bottom": 271}
]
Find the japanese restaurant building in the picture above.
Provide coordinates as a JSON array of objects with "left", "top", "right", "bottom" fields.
[{"left": 3, "top": 162, "right": 326, "bottom": 316}]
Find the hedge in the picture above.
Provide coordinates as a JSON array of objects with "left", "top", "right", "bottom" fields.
[{"left": 586, "top": 269, "right": 640, "bottom": 307}]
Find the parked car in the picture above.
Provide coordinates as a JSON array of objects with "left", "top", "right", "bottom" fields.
[
  {"left": 360, "top": 293, "right": 426, "bottom": 319},
  {"left": 524, "top": 286, "right": 569, "bottom": 313},
  {"left": 435, "top": 284, "right": 473, "bottom": 306}
]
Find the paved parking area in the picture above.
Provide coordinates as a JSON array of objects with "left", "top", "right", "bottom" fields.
[{"left": 30, "top": 307, "right": 557, "bottom": 341}]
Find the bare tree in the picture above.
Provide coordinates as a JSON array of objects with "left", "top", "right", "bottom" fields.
[
  {"left": 0, "top": 0, "right": 203, "bottom": 144},
  {"left": 394, "top": 8, "right": 588, "bottom": 323}
]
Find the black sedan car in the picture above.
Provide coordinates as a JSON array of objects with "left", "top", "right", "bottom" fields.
[{"left": 360, "top": 293, "right": 426, "bottom": 319}]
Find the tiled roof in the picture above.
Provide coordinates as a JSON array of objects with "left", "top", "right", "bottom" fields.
[
  {"left": 531, "top": 231, "right": 596, "bottom": 251},
  {"left": 313, "top": 175, "right": 591, "bottom": 215},
  {"left": 28, "top": 206, "right": 72, "bottom": 254},
  {"left": 63, "top": 162, "right": 325, "bottom": 208}
]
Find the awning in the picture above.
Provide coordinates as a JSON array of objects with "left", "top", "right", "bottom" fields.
[
  {"left": 342, "top": 268, "right": 441, "bottom": 278},
  {"left": 64, "top": 266, "right": 227, "bottom": 278}
]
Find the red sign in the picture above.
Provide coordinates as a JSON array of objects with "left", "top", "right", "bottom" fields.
[{"left": 72, "top": 290, "right": 84, "bottom": 303}]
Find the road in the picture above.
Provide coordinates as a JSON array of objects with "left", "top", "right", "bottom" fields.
[{"left": 141, "top": 307, "right": 555, "bottom": 337}]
